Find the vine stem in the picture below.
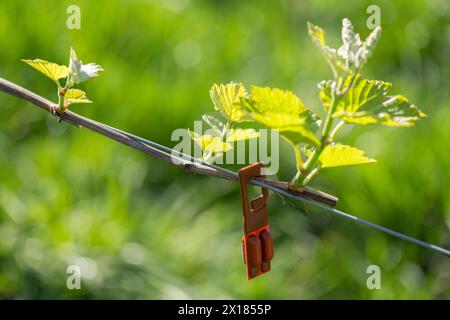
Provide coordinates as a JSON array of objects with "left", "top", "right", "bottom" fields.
[
  {"left": 301, "top": 166, "right": 320, "bottom": 186},
  {"left": 329, "top": 120, "right": 345, "bottom": 140},
  {"left": 57, "top": 76, "right": 72, "bottom": 112},
  {"left": 293, "top": 144, "right": 303, "bottom": 172},
  {"left": 291, "top": 85, "right": 342, "bottom": 187},
  {"left": 291, "top": 71, "right": 359, "bottom": 188}
]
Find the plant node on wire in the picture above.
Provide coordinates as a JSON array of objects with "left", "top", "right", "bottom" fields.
[
  {"left": 192, "top": 18, "right": 427, "bottom": 188},
  {"left": 22, "top": 47, "right": 103, "bottom": 115}
]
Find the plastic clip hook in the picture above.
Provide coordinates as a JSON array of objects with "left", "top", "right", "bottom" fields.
[{"left": 238, "top": 163, "right": 274, "bottom": 280}]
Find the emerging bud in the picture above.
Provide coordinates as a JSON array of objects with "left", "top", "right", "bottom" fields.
[
  {"left": 341, "top": 18, "right": 356, "bottom": 46},
  {"left": 355, "top": 26, "right": 381, "bottom": 68},
  {"left": 68, "top": 47, "right": 103, "bottom": 85}
]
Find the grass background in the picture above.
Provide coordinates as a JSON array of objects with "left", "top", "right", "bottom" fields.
[{"left": 0, "top": 0, "right": 449, "bottom": 299}]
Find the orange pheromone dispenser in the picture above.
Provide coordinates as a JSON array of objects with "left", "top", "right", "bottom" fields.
[{"left": 238, "top": 163, "right": 274, "bottom": 280}]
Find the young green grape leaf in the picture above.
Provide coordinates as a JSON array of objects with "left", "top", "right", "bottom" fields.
[
  {"left": 319, "top": 75, "right": 427, "bottom": 127},
  {"left": 307, "top": 143, "right": 376, "bottom": 168},
  {"left": 307, "top": 22, "right": 351, "bottom": 76},
  {"left": 243, "top": 86, "right": 320, "bottom": 146},
  {"left": 209, "top": 83, "right": 251, "bottom": 122},
  {"left": 22, "top": 59, "right": 69, "bottom": 83},
  {"left": 225, "top": 128, "right": 259, "bottom": 142},
  {"left": 64, "top": 89, "right": 92, "bottom": 105},
  {"left": 202, "top": 114, "right": 225, "bottom": 136},
  {"left": 68, "top": 48, "right": 103, "bottom": 85},
  {"left": 190, "top": 131, "right": 232, "bottom": 153},
  {"left": 251, "top": 113, "right": 319, "bottom": 146}
]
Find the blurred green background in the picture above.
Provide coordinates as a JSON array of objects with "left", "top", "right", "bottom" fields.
[{"left": 0, "top": 0, "right": 449, "bottom": 299}]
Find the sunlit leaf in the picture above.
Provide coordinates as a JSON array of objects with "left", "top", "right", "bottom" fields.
[
  {"left": 307, "top": 143, "right": 376, "bottom": 168},
  {"left": 225, "top": 128, "right": 259, "bottom": 142},
  {"left": 251, "top": 113, "right": 319, "bottom": 146},
  {"left": 22, "top": 59, "right": 69, "bottom": 82},
  {"left": 245, "top": 86, "right": 307, "bottom": 114},
  {"left": 243, "top": 86, "right": 320, "bottom": 146},
  {"left": 307, "top": 22, "right": 326, "bottom": 47},
  {"left": 319, "top": 75, "right": 427, "bottom": 127},
  {"left": 209, "top": 83, "right": 250, "bottom": 122},
  {"left": 64, "top": 89, "right": 92, "bottom": 105},
  {"left": 190, "top": 131, "right": 232, "bottom": 153}
]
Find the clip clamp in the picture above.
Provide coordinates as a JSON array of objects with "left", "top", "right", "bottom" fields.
[{"left": 239, "top": 163, "right": 274, "bottom": 280}]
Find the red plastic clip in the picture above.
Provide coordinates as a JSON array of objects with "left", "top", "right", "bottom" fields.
[{"left": 238, "top": 163, "right": 274, "bottom": 280}]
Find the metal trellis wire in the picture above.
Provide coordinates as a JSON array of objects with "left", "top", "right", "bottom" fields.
[{"left": 0, "top": 77, "right": 449, "bottom": 258}]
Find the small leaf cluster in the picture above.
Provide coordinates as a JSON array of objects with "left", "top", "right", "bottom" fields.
[
  {"left": 192, "top": 18, "right": 427, "bottom": 187},
  {"left": 189, "top": 83, "right": 260, "bottom": 162},
  {"left": 22, "top": 48, "right": 103, "bottom": 113}
]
